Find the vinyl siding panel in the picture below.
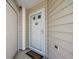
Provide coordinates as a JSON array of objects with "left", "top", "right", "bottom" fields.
[
  {"left": 47, "top": 0, "right": 73, "bottom": 59},
  {"left": 28, "top": 0, "right": 47, "bottom": 13}
]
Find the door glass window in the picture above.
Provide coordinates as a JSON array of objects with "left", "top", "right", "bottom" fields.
[
  {"left": 33, "top": 16, "right": 35, "bottom": 20},
  {"left": 38, "top": 15, "right": 41, "bottom": 19},
  {"left": 35, "top": 22, "right": 38, "bottom": 25}
]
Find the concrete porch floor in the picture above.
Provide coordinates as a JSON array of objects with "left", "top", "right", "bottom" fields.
[
  {"left": 14, "top": 49, "right": 46, "bottom": 59},
  {"left": 14, "top": 49, "right": 32, "bottom": 59}
]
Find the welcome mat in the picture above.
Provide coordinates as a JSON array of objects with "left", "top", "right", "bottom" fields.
[{"left": 26, "top": 50, "right": 43, "bottom": 59}]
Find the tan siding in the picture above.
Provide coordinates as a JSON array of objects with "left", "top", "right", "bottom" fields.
[
  {"left": 47, "top": 0, "right": 73, "bottom": 59},
  {"left": 28, "top": 0, "right": 47, "bottom": 13}
]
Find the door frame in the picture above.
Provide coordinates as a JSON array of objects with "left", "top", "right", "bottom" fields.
[{"left": 29, "top": 8, "right": 46, "bottom": 56}]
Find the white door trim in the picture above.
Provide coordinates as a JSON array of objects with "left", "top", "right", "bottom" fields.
[{"left": 29, "top": 8, "right": 46, "bottom": 56}]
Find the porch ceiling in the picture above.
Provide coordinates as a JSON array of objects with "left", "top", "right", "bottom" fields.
[{"left": 16, "top": 0, "right": 45, "bottom": 9}]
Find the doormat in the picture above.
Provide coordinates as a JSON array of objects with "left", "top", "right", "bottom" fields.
[{"left": 26, "top": 50, "right": 43, "bottom": 59}]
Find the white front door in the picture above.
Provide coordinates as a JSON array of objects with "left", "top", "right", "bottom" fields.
[{"left": 29, "top": 9, "right": 45, "bottom": 55}]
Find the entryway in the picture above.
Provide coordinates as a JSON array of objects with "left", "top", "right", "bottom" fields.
[{"left": 29, "top": 8, "right": 46, "bottom": 56}]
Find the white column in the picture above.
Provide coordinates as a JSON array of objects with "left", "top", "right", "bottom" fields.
[{"left": 22, "top": 7, "right": 26, "bottom": 50}]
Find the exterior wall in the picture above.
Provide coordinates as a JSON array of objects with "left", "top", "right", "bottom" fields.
[
  {"left": 28, "top": 0, "right": 47, "bottom": 13},
  {"left": 47, "top": 0, "right": 73, "bottom": 59},
  {"left": 6, "top": 0, "right": 19, "bottom": 59}
]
